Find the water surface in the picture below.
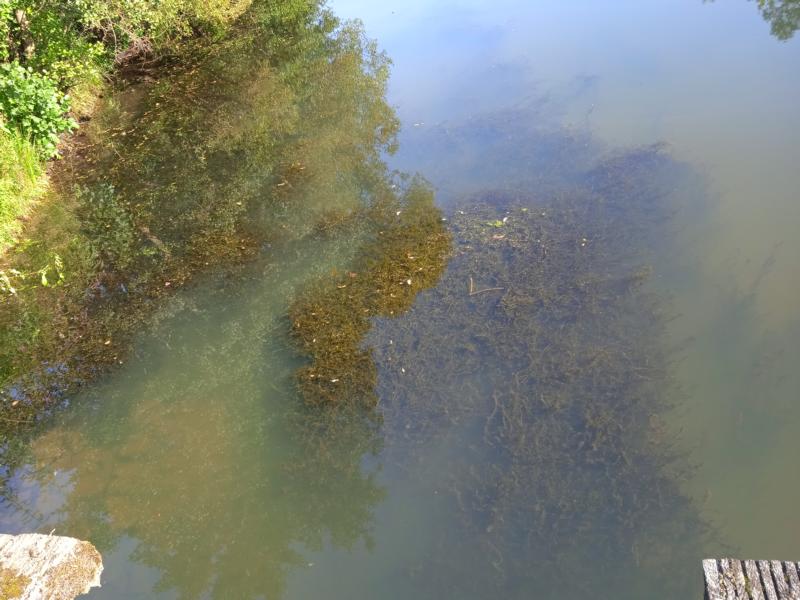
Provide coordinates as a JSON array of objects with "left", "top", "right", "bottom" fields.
[
  {"left": 335, "top": 0, "right": 800, "bottom": 560},
  {"left": 1, "top": 1, "right": 799, "bottom": 598}
]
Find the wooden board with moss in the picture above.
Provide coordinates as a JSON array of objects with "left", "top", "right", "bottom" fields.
[{"left": 703, "top": 558, "right": 800, "bottom": 600}]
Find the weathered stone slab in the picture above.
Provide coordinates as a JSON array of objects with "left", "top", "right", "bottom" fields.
[{"left": 0, "top": 533, "right": 102, "bottom": 599}]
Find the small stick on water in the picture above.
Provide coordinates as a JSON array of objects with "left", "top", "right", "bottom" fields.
[
  {"left": 470, "top": 287, "right": 505, "bottom": 296},
  {"left": 469, "top": 275, "right": 505, "bottom": 297},
  {"left": 0, "top": 416, "right": 33, "bottom": 424}
]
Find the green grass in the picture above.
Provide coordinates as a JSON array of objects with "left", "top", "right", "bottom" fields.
[{"left": 0, "top": 128, "right": 46, "bottom": 253}]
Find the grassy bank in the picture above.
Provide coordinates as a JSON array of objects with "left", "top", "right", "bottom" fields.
[{"left": 0, "top": 130, "right": 43, "bottom": 250}]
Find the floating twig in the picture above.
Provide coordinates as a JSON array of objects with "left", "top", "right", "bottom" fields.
[{"left": 468, "top": 276, "right": 504, "bottom": 296}]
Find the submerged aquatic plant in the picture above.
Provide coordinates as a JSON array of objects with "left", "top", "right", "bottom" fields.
[
  {"left": 289, "top": 177, "right": 451, "bottom": 408},
  {"left": 289, "top": 141, "right": 711, "bottom": 598},
  {"left": 370, "top": 147, "right": 709, "bottom": 599}
]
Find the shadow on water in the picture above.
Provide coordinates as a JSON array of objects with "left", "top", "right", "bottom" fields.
[
  {"left": 0, "top": 184, "right": 450, "bottom": 598},
  {"left": 0, "top": 0, "right": 399, "bottom": 423},
  {"left": 0, "top": 0, "right": 425, "bottom": 597},
  {"left": 0, "top": 258, "right": 386, "bottom": 599}
]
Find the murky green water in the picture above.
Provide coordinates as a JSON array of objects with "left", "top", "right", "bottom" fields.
[{"left": 2, "top": 0, "right": 799, "bottom": 598}]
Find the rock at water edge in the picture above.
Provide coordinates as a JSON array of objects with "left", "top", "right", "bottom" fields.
[{"left": 0, "top": 533, "right": 103, "bottom": 599}]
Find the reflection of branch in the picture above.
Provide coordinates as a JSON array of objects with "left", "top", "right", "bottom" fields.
[
  {"left": 468, "top": 276, "right": 505, "bottom": 296},
  {"left": 707, "top": 0, "right": 800, "bottom": 40}
]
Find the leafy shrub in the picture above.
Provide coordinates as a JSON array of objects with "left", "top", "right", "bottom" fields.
[
  {"left": 0, "top": 2, "right": 10, "bottom": 63},
  {"left": 0, "top": 0, "right": 107, "bottom": 82},
  {"left": 757, "top": 0, "right": 800, "bottom": 40},
  {"left": 15, "top": 1, "right": 108, "bottom": 87},
  {"left": 74, "top": 0, "right": 253, "bottom": 54},
  {"left": 0, "top": 63, "right": 76, "bottom": 157}
]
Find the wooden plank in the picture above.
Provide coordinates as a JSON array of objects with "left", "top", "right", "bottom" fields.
[
  {"left": 705, "top": 559, "right": 724, "bottom": 600},
  {"left": 743, "top": 560, "right": 766, "bottom": 600},
  {"left": 729, "top": 560, "right": 750, "bottom": 599},
  {"left": 783, "top": 562, "right": 800, "bottom": 600},
  {"left": 759, "top": 560, "right": 779, "bottom": 600},
  {"left": 704, "top": 559, "right": 800, "bottom": 600},
  {"left": 771, "top": 561, "right": 791, "bottom": 599},
  {"left": 719, "top": 558, "right": 749, "bottom": 600},
  {"left": 720, "top": 558, "right": 735, "bottom": 600}
]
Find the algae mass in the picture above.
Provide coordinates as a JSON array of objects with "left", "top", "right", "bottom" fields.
[{"left": 290, "top": 177, "right": 450, "bottom": 408}]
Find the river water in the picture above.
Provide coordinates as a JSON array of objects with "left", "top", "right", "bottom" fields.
[{"left": 1, "top": 1, "right": 799, "bottom": 598}]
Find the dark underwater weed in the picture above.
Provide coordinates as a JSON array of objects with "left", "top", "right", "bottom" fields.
[
  {"left": 290, "top": 144, "right": 711, "bottom": 598},
  {"left": 289, "top": 179, "right": 451, "bottom": 408}
]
